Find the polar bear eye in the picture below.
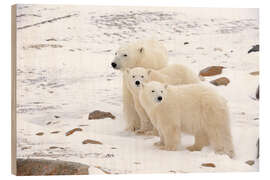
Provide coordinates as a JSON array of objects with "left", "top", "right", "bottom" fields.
[
  {"left": 132, "top": 75, "right": 135, "bottom": 78},
  {"left": 161, "top": 90, "right": 163, "bottom": 93},
  {"left": 123, "top": 54, "right": 128, "bottom": 57},
  {"left": 152, "top": 90, "right": 155, "bottom": 93},
  {"left": 141, "top": 75, "right": 144, "bottom": 78}
]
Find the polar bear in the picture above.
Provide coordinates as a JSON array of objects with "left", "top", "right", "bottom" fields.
[
  {"left": 139, "top": 81, "right": 234, "bottom": 158},
  {"left": 125, "top": 64, "right": 200, "bottom": 134},
  {"left": 111, "top": 39, "right": 168, "bottom": 131}
]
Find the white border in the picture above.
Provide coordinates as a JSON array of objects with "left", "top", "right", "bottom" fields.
[{"left": 1, "top": 0, "right": 269, "bottom": 179}]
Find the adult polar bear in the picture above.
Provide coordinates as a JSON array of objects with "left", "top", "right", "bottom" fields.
[
  {"left": 111, "top": 39, "right": 168, "bottom": 131},
  {"left": 139, "top": 81, "right": 234, "bottom": 158}
]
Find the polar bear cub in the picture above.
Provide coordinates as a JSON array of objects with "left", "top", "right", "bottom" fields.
[
  {"left": 111, "top": 39, "right": 168, "bottom": 131},
  {"left": 126, "top": 64, "right": 200, "bottom": 134},
  {"left": 139, "top": 81, "right": 234, "bottom": 158}
]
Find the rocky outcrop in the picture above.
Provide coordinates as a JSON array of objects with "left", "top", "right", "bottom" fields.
[
  {"left": 210, "top": 77, "right": 230, "bottom": 86},
  {"left": 16, "top": 158, "right": 89, "bottom": 175},
  {"left": 199, "top": 66, "right": 225, "bottom": 76},
  {"left": 88, "top": 110, "right": 115, "bottom": 120}
]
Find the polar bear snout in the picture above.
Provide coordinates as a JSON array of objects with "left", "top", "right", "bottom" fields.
[
  {"left": 135, "top": 80, "right": 140, "bottom": 86},
  {"left": 111, "top": 62, "right": 117, "bottom": 68},
  {"left": 157, "top": 96, "right": 163, "bottom": 102}
]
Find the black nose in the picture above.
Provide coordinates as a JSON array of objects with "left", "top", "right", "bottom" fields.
[
  {"left": 135, "top": 81, "right": 140, "bottom": 86},
  {"left": 111, "top": 62, "right": 117, "bottom": 68},
  {"left": 157, "top": 96, "right": 162, "bottom": 101}
]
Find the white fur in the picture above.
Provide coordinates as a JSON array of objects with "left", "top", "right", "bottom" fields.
[
  {"left": 112, "top": 39, "right": 168, "bottom": 131},
  {"left": 139, "top": 81, "right": 235, "bottom": 158},
  {"left": 125, "top": 65, "right": 200, "bottom": 134}
]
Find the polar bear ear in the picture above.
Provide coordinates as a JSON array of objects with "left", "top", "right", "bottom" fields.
[
  {"left": 139, "top": 47, "right": 144, "bottom": 53},
  {"left": 164, "top": 84, "right": 168, "bottom": 89},
  {"left": 147, "top": 69, "right": 151, "bottom": 75}
]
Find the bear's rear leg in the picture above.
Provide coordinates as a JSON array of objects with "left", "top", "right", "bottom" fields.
[
  {"left": 187, "top": 131, "right": 209, "bottom": 152},
  {"left": 207, "top": 128, "right": 235, "bottom": 158}
]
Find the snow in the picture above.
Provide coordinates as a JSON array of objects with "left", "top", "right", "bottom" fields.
[{"left": 16, "top": 4, "right": 259, "bottom": 173}]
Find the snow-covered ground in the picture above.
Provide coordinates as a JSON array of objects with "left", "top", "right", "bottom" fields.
[{"left": 16, "top": 4, "right": 259, "bottom": 173}]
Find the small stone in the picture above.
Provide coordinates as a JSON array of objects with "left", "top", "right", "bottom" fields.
[
  {"left": 201, "top": 163, "right": 216, "bottom": 168},
  {"left": 21, "top": 146, "right": 31, "bottom": 150},
  {"left": 250, "top": 71, "right": 259, "bottom": 76},
  {"left": 245, "top": 160, "right": 255, "bottom": 166},
  {"left": 88, "top": 110, "right": 115, "bottom": 120},
  {"left": 82, "top": 139, "right": 102, "bottom": 145},
  {"left": 248, "top": 45, "right": 259, "bottom": 54},
  {"left": 65, "top": 128, "right": 82, "bottom": 136},
  {"left": 214, "top": 48, "right": 223, "bottom": 52},
  {"left": 256, "top": 86, "right": 259, "bottom": 100},
  {"left": 50, "top": 131, "right": 60, "bottom": 134},
  {"left": 199, "top": 66, "right": 225, "bottom": 76},
  {"left": 210, "top": 77, "right": 230, "bottom": 86},
  {"left": 49, "top": 146, "right": 58, "bottom": 149},
  {"left": 36, "top": 132, "right": 44, "bottom": 136},
  {"left": 46, "top": 38, "right": 57, "bottom": 41}
]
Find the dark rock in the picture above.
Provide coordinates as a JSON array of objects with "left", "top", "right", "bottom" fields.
[
  {"left": 250, "top": 71, "right": 259, "bottom": 76},
  {"left": 36, "top": 132, "right": 44, "bottom": 136},
  {"left": 199, "top": 66, "right": 225, "bottom": 76},
  {"left": 257, "top": 138, "right": 259, "bottom": 159},
  {"left": 88, "top": 110, "right": 115, "bottom": 120},
  {"left": 16, "top": 158, "right": 89, "bottom": 175},
  {"left": 184, "top": 42, "right": 189, "bottom": 45},
  {"left": 248, "top": 44, "right": 259, "bottom": 53},
  {"left": 210, "top": 77, "right": 230, "bottom": 86},
  {"left": 201, "top": 163, "right": 216, "bottom": 168},
  {"left": 245, "top": 160, "right": 255, "bottom": 166},
  {"left": 82, "top": 139, "right": 102, "bottom": 145},
  {"left": 50, "top": 131, "right": 60, "bottom": 134},
  {"left": 65, "top": 128, "right": 82, "bottom": 136},
  {"left": 256, "top": 86, "right": 259, "bottom": 100}
]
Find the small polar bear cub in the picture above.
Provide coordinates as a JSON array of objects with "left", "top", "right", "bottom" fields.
[
  {"left": 125, "top": 64, "right": 200, "bottom": 134},
  {"left": 139, "top": 81, "right": 235, "bottom": 158}
]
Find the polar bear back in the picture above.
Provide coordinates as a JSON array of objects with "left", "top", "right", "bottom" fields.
[
  {"left": 134, "top": 39, "right": 168, "bottom": 69},
  {"left": 149, "top": 64, "right": 200, "bottom": 85}
]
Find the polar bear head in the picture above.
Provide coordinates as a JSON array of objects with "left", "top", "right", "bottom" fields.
[
  {"left": 125, "top": 67, "right": 150, "bottom": 94},
  {"left": 111, "top": 43, "right": 144, "bottom": 71},
  {"left": 141, "top": 81, "right": 168, "bottom": 107}
]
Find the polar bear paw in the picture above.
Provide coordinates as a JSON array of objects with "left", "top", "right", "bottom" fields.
[
  {"left": 187, "top": 145, "right": 203, "bottom": 152},
  {"left": 125, "top": 126, "right": 137, "bottom": 132},
  {"left": 154, "top": 141, "right": 164, "bottom": 147},
  {"left": 135, "top": 129, "right": 147, "bottom": 135}
]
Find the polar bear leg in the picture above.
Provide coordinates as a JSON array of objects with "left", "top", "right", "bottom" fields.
[
  {"left": 134, "top": 100, "right": 153, "bottom": 135},
  {"left": 207, "top": 126, "right": 234, "bottom": 158},
  {"left": 187, "top": 131, "right": 209, "bottom": 151},
  {"left": 154, "top": 132, "right": 164, "bottom": 146},
  {"left": 159, "top": 119, "right": 181, "bottom": 151},
  {"left": 123, "top": 75, "right": 140, "bottom": 131}
]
